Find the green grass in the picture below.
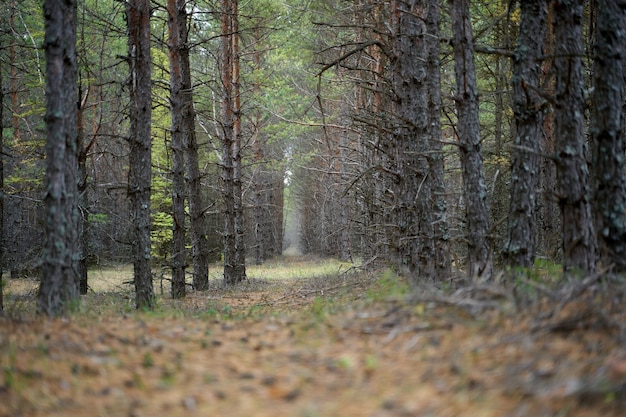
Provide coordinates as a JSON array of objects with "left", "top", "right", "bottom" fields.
[
  {"left": 1, "top": 256, "right": 406, "bottom": 321},
  {"left": 236, "top": 255, "right": 353, "bottom": 281}
]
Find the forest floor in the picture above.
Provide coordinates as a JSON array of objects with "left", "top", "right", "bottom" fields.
[{"left": 1, "top": 255, "right": 625, "bottom": 417}]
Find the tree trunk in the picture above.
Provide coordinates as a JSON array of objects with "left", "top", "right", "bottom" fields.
[
  {"left": 537, "top": 2, "right": 561, "bottom": 260},
  {"left": 591, "top": 0, "right": 626, "bottom": 270},
  {"left": 127, "top": 0, "right": 155, "bottom": 309},
  {"left": 77, "top": 85, "right": 89, "bottom": 294},
  {"left": 389, "top": 0, "right": 436, "bottom": 279},
  {"left": 168, "top": 0, "right": 187, "bottom": 299},
  {"left": 181, "top": 27, "right": 210, "bottom": 292},
  {"left": 9, "top": 0, "right": 20, "bottom": 143},
  {"left": 426, "top": 0, "right": 451, "bottom": 278},
  {"left": 338, "top": 132, "right": 352, "bottom": 262},
  {"left": 251, "top": 30, "right": 269, "bottom": 265},
  {"left": 553, "top": 0, "right": 596, "bottom": 274},
  {"left": 39, "top": 0, "right": 81, "bottom": 316},
  {"left": 0, "top": 54, "right": 4, "bottom": 314},
  {"left": 221, "top": 0, "right": 246, "bottom": 285},
  {"left": 450, "top": 0, "right": 493, "bottom": 279},
  {"left": 504, "top": 0, "right": 547, "bottom": 270}
]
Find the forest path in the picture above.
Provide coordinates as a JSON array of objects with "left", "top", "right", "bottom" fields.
[{"left": 1, "top": 259, "right": 625, "bottom": 417}]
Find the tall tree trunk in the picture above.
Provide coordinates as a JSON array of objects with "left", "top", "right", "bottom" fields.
[
  {"left": 77, "top": 83, "right": 89, "bottom": 294},
  {"left": 9, "top": 0, "right": 20, "bottom": 143},
  {"left": 553, "top": 0, "right": 596, "bottom": 274},
  {"left": 504, "top": 0, "right": 547, "bottom": 270},
  {"left": 185, "top": 126, "right": 210, "bottom": 291},
  {"left": 221, "top": 0, "right": 246, "bottom": 285},
  {"left": 127, "top": 0, "right": 155, "bottom": 309},
  {"left": 426, "top": 0, "right": 451, "bottom": 278},
  {"left": 0, "top": 54, "right": 4, "bottom": 314},
  {"left": 39, "top": 0, "right": 81, "bottom": 316},
  {"left": 450, "top": 0, "right": 493, "bottom": 280},
  {"left": 251, "top": 28, "right": 269, "bottom": 265},
  {"left": 338, "top": 132, "right": 352, "bottom": 262},
  {"left": 537, "top": 1, "right": 560, "bottom": 260},
  {"left": 168, "top": 0, "right": 187, "bottom": 299},
  {"left": 389, "top": 0, "right": 436, "bottom": 279},
  {"left": 591, "top": 0, "right": 626, "bottom": 270},
  {"left": 180, "top": 14, "right": 210, "bottom": 292}
]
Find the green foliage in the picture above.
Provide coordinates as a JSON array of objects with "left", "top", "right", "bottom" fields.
[
  {"left": 89, "top": 213, "right": 109, "bottom": 224},
  {"left": 366, "top": 269, "right": 408, "bottom": 302},
  {"left": 151, "top": 211, "right": 173, "bottom": 262},
  {"left": 142, "top": 352, "right": 154, "bottom": 368}
]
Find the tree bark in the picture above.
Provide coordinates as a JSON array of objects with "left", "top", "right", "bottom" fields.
[
  {"left": 220, "top": 0, "right": 246, "bottom": 285},
  {"left": 537, "top": 2, "right": 560, "bottom": 260},
  {"left": 504, "top": 0, "right": 547, "bottom": 270},
  {"left": 168, "top": 0, "right": 187, "bottom": 299},
  {"left": 389, "top": 0, "right": 437, "bottom": 279},
  {"left": 9, "top": 0, "right": 20, "bottom": 143},
  {"left": 77, "top": 84, "right": 89, "bottom": 294},
  {"left": 39, "top": 0, "right": 81, "bottom": 316},
  {"left": 426, "top": 0, "right": 451, "bottom": 278},
  {"left": 553, "top": 0, "right": 596, "bottom": 274},
  {"left": 450, "top": 0, "right": 493, "bottom": 279},
  {"left": 0, "top": 52, "right": 4, "bottom": 314},
  {"left": 591, "top": 0, "right": 626, "bottom": 270},
  {"left": 127, "top": 0, "right": 155, "bottom": 308},
  {"left": 166, "top": 1, "right": 209, "bottom": 291},
  {"left": 180, "top": 10, "right": 210, "bottom": 291}
]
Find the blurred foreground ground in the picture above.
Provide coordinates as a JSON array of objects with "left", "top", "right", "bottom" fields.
[{"left": 1, "top": 257, "right": 625, "bottom": 417}]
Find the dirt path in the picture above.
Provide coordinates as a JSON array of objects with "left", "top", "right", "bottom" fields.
[{"left": 1, "top": 267, "right": 625, "bottom": 417}]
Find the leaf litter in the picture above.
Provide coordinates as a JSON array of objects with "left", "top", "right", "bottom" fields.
[{"left": 1, "top": 261, "right": 625, "bottom": 417}]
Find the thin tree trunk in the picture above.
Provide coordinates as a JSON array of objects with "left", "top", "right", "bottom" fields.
[
  {"left": 77, "top": 84, "right": 89, "bottom": 294},
  {"left": 504, "top": 0, "right": 547, "bottom": 270},
  {"left": 127, "top": 0, "right": 155, "bottom": 309},
  {"left": 338, "top": 132, "right": 351, "bottom": 262},
  {"left": 450, "top": 0, "right": 492, "bottom": 280},
  {"left": 9, "top": 1, "right": 20, "bottom": 143},
  {"left": 591, "top": 0, "right": 626, "bottom": 270},
  {"left": 39, "top": 0, "right": 81, "bottom": 316},
  {"left": 168, "top": 0, "right": 187, "bottom": 299},
  {"left": 167, "top": 1, "right": 209, "bottom": 290},
  {"left": 553, "top": 0, "right": 596, "bottom": 274},
  {"left": 426, "top": 0, "right": 451, "bottom": 278},
  {"left": 251, "top": 28, "right": 267, "bottom": 265},
  {"left": 0, "top": 55, "right": 4, "bottom": 314},
  {"left": 185, "top": 123, "right": 210, "bottom": 291},
  {"left": 221, "top": 0, "right": 246, "bottom": 285}
]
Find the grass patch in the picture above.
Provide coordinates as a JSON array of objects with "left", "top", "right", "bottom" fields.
[
  {"left": 243, "top": 255, "right": 353, "bottom": 281},
  {"left": 1, "top": 255, "right": 367, "bottom": 320},
  {"left": 366, "top": 268, "right": 408, "bottom": 302}
]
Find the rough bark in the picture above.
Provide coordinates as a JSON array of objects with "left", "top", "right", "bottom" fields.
[
  {"left": 127, "top": 0, "right": 155, "bottom": 309},
  {"left": 504, "top": 0, "right": 547, "bottom": 270},
  {"left": 220, "top": 0, "right": 246, "bottom": 285},
  {"left": 389, "top": 0, "right": 436, "bottom": 279},
  {"left": 168, "top": 0, "right": 187, "bottom": 298},
  {"left": 181, "top": 25, "right": 210, "bottom": 291},
  {"left": 0, "top": 54, "right": 4, "bottom": 314},
  {"left": 251, "top": 31, "right": 270, "bottom": 265},
  {"left": 591, "top": 0, "right": 626, "bottom": 270},
  {"left": 450, "top": 0, "right": 493, "bottom": 279},
  {"left": 426, "top": 0, "right": 451, "bottom": 278},
  {"left": 39, "top": 0, "right": 81, "bottom": 316},
  {"left": 537, "top": 2, "right": 561, "bottom": 260},
  {"left": 553, "top": 0, "right": 596, "bottom": 274},
  {"left": 9, "top": 1, "right": 20, "bottom": 143}
]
